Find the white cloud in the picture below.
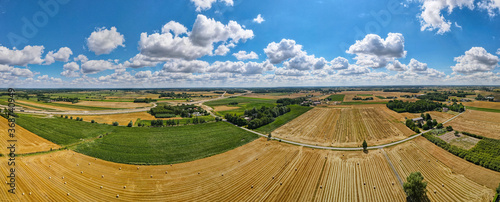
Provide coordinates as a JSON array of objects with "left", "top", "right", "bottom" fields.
[
  {"left": 135, "top": 70, "right": 152, "bottom": 79},
  {"left": 161, "top": 21, "right": 188, "bottom": 37},
  {"left": 275, "top": 68, "right": 308, "bottom": 76},
  {"left": 0, "top": 45, "right": 44, "bottom": 66},
  {"left": 337, "top": 65, "right": 370, "bottom": 75},
  {"left": 418, "top": 0, "right": 474, "bottom": 34},
  {"left": 451, "top": 47, "right": 499, "bottom": 74},
  {"left": 63, "top": 62, "right": 79, "bottom": 71},
  {"left": 122, "top": 54, "right": 159, "bottom": 69},
  {"left": 496, "top": 48, "right": 500, "bottom": 55},
  {"left": 233, "top": 51, "right": 258, "bottom": 60},
  {"left": 346, "top": 33, "right": 406, "bottom": 68},
  {"left": 163, "top": 59, "right": 209, "bottom": 73},
  {"left": 408, "top": 58, "right": 428, "bottom": 71},
  {"left": 74, "top": 54, "right": 88, "bottom": 63},
  {"left": 61, "top": 70, "right": 80, "bottom": 77},
  {"left": 11, "top": 68, "right": 34, "bottom": 77},
  {"left": 207, "top": 60, "right": 273, "bottom": 75},
  {"left": 330, "top": 57, "right": 349, "bottom": 70},
  {"left": 214, "top": 44, "right": 231, "bottom": 56},
  {"left": 0, "top": 64, "right": 13, "bottom": 72},
  {"left": 387, "top": 60, "right": 408, "bottom": 71},
  {"left": 87, "top": 27, "right": 125, "bottom": 55},
  {"left": 253, "top": 14, "right": 265, "bottom": 24},
  {"left": 44, "top": 47, "right": 73, "bottom": 65},
  {"left": 81, "top": 60, "right": 116, "bottom": 74},
  {"left": 283, "top": 53, "right": 325, "bottom": 71},
  {"left": 264, "top": 39, "right": 304, "bottom": 64},
  {"left": 478, "top": 0, "right": 500, "bottom": 17},
  {"left": 190, "top": 0, "right": 233, "bottom": 12},
  {"left": 139, "top": 15, "right": 253, "bottom": 61}
]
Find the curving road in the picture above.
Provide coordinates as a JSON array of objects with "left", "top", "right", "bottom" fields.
[{"left": 228, "top": 110, "right": 465, "bottom": 151}]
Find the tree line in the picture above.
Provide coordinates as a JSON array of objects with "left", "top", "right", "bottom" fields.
[
  {"left": 149, "top": 104, "right": 208, "bottom": 118},
  {"left": 225, "top": 105, "right": 291, "bottom": 129}
]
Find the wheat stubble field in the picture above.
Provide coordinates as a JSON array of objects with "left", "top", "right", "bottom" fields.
[{"left": 272, "top": 106, "right": 414, "bottom": 147}]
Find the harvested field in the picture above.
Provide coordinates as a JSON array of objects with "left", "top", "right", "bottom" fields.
[
  {"left": 17, "top": 100, "right": 86, "bottom": 111},
  {"left": 213, "top": 106, "right": 240, "bottom": 112},
  {"left": 243, "top": 92, "right": 323, "bottom": 99},
  {"left": 0, "top": 138, "right": 493, "bottom": 201},
  {"left": 387, "top": 141, "right": 494, "bottom": 202},
  {"left": 342, "top": 91, "right": 419, "bottom": 102},
  {"left": 0, "top": 117, "right": 60, "bottom": 154},
  {"left": 273, "top": 106, "right": 414, "bottom": 147},
  {"left": 61, "top": 101, "right": 152, "bottom": 109},
  {"left": 414, "top": 136, "right": 500, "bottom": 190},
  {"left": 438, "top": 132, "right": 480, "bottom": 150},
  {"left": 445, "top": 110, "right": 500, "bottom": 139},
  {"left": 76, "top": 112, "right": 166, "bottom": 125},
  {"left": 463, "top": 101, "right": 500, "bottom": 110}
]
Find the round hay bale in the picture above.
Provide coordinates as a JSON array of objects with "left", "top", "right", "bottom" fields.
[
  {"left": 392, "top": 182, "right": 394, "bottom": 185},
  {"left": 80, "top": 171, "right": 83, "bottom": 174},
  {"left": 280, "top": 182, "right": 282, "bottom": 185},
  {"left": 363, "top": 182, "right": 365, "bottom": 185},
  {"left": 22, "top": 193, "right": 24, "bottom": 195},
  {"left": 77, "top": 164, "right": 79, "bottom": 166},
  {"left": 62, "top": 176, "right": 64, "bottom": 179},
  {"left": 29, "top": 192, "right": 31, "bottom": 195},
  {"left": 123, "top": 186, "right": 126, "bottom": 189},
  {"left": 374, "top": 186, "right": 376, "bottom": 189},
  {"left": 119, "top": 167, "right": 121, "bottom": 170},
  {"left": 295, "top": 168, "right": 297, "bottom": 171},
  {"left": 64, "top": 182, "right": 67, "bottom": 184},
  {"left": 272, "top": 176, "right": 274, "bottom": 179},
  {"left": 150, "top": 175, "right": 153, "bottom": 178},
  {"left": 89, "top": 163, "right": 91, "bottom": 165},
  {"left": 100, "top": 186, "right": 103, "bottom": 189},
  {"left": 251, "top": 185, "right": 253, "bottom": 188},
  {"left": 221, "top": 173, "right": 224, "bottom": 176},
  {"left": 67, "top": 193, "right": 70, "bottom": 196},
  {"left": 442, "top": 184, "right": 444, "bottom": 187},
  {"left": 434, "top": 190, "right": 436, "bottom": 193},
  {"left": 137, "top": 167, "right": 139, "bottom": 170},
  {"left": 165, "top": 171, "right": 168, "bottom": 174},
  {"left": 49, "top": 165, "right": 51, "bottom": 167},
  {"left": 320, "top": 185, "right": 323, "bottom": 189},
  {"left": 116, "top": 194, "right": 119, "bottom": 198},
  {"left": 49, "top": 177, "right": 51, "bottom": 179},
  {"left": 101, "top": 175, "right": 104, "bottom": 178},
  {"left": 198, "top": 172, "right": 200, "bottom": 175}
]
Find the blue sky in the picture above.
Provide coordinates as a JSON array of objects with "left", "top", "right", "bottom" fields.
[{"left": 0, "top": 0, "right": 499, "bottom": 88}]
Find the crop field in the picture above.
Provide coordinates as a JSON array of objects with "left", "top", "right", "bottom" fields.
[
  {"left": 66, "top": 101, "right": 152, "bottom": 109},
  {"left": 445, "top": 110, "right": 500, "bottom": 139},
  {"left": 17, "top": 100, "right": 86, "bottom": 111},
  {"left": 463, "top": 101, "right": 500, "bottom": 110},
  {"left": 438, "top": 132, "right": 480, "bottom": 150},
  {"left": 342, "top": 91, "right": 419, "bottom": 102},
  {"left": 0, "top": 117, "right": 60, "bottom": 154},
  {"left": 205, "top": 96, "right": 276, "bottom": 116},
  {"left": 243, "top": 92, "right": 323, "bottom": 99},
  {"left": 17, "top": 100, "right": 123, "bottom": 111},
  {"left": 272, "top": 106, "right": 414, "bottom": 147},
  {"left": 254, "top": 105, "right": 312, "bottom": 134},
  {"left": 386, "top": 141, "right": 494, "bottom": 201},
  {"left": 1, "top": 137, "right": 494, "bottom": 201},
  {"left": 16, "top": 114, "right": 257, "bottom": 164},
  {"left": 136, "top": 116, "right": 215, "bottom": 127},
  {"left": 327, "top": 94, "right": 345, "bottom": 101},
  {"left": 77, "top": 112, "right": 159, "bottom": 125}
]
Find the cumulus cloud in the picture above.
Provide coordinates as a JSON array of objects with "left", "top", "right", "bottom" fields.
[
  {"left": 190, "top": 0, "right": 233, "bottom": 12},
  {"left": 44, "top": 47, "right": 72, "bottom": 65},
  {"left": 74, "top": 54, "right": 88, "bottom": 63},
  {"left": 81, "top": 60, "right": 116, "bottom": 74},
  {"left": 346, "top": 33, "right": 406, "bottom": 68},
  {"left": 122, "top": 54, "right": 159, "bottom": 69},
  {"left": 214, "top": 44, "right": 231, "bottom": 56},
  {"left": 87, "top": 27, "right": 125, "bottom": 55},
  {"left": 387, "top": 60, "right": 408, "bottom": 71},
  {"left": 60, "top": 62, "right": 80, "bottom": 77},
  {"left": 418, "top": 0, "right": 474, "bottom": 34},
  {"left": 330, "top": 57, "right": 349, "bottom": 70},
  {"left": 0, "top": 64, "right": 13, "bottom": 72},
  {"left": 408, "top": 58, "right": 428, "bottom": 71},
  {"left": 233, "top": 51, "right": 258, "bottom": 60},
  {"left": 163, "top": 59, "right": 209, "bottom": 73},
  {"left": 478, "top": 0, "right": 500, "bottom": 17},
  {"left": 207, "top": 60, "right": 273, "bottom": 75},
  {"left": 337, "top": 65, "right": 370, "bottom": 75},
  {"left": 0, "top": 45, "right": 44, "bottom": 66},
  {"left": 275, "top": 68, "right": 308, "bottom": 76},
  {"left": 264, "top": 39, "right": 304, "bottom": 64},
  {"left": 496, "top": 48, "right": 500, "bottom": 55},
  {"left": 451, "top": 47, "right": 499, "bottom": 74},
  {"left": 283, "top": 53, "right": 327, "bottom": 71},
  {"left": 161, "top": 21, "right": 188, "bottom": 37},
  {"left": 139, "top": 15, "right": 253, "bottom": 61},
  {"left": 135, "top": 70, "right": 152, "bottom": 79},
  {"left": 253, "top": 14, "right": 265, "bottom": 23},
  {"left": 11, "top": 68, "right": 34, "bottom": 77}
]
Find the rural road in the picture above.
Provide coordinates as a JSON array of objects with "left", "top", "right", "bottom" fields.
[{"left": 232, "top": 110, "right": 465, "bottom": 151}]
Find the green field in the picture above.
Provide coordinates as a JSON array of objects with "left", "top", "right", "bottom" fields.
[
  {"left": 341, "top": 101, "right": 388, "bottom": 105},
  {"left": 375, "top": 96, "right": 386, "bottom": 99},
  {"left": 254, "top": 105, "right": 312, "bottom": 134},
  {"left": 357, "top": 94, "right": 373, "bottom": 96},
  {"left": 465, "top": 106, "right": 500, "bottom": 113},
  {"left": 205, "top": 97, "right": 276, "bottom": 116},
  {"left": 328, "top": 94, "right": 345, "bottom": 102},
  {"left": 17, "top": 115, "right": 258, "bottom": 165}
]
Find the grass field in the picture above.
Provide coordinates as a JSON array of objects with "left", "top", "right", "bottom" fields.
[
  {"left": 357, "top": 94, "right": 373, "bottom": 96},
  {"left": 205, "top": 97, "right": 276, "bottom": 116},
  {"left": 327, "top": 94, "right": 345, "bottom": 102},
  {"left": 254, "top": 105, "right": 312, "bottom": 134},
  {"left": 465, "top": 106, "right": 500, "bottom": 113},
  {"left": 16, "top": 114, "right": 258, "bottom": 164}
]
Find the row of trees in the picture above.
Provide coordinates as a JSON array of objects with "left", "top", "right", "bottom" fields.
[
  {"left": 417, "top": 92, "right": 449, "bottom": 101},
  {"left": 276, "top": 97, "right": 307, "bottom": 106},
  {"left": 387, "top": 100, "right": 443, "bottom": 113},
  {"left": 475, "top": 94, "right": 495, "bottom": 101},
  {"left": 423, "top": 132, "right": 500, "bottom": 172},
  {"left": 225, "top": 105, "right": 291, "bottom": 129},
  {"left": 352, "top": 97, "right": 373, "bottom": 100},
  {"left": 133, "top": 98, "right": 157, "bottom": 103},
  {"left": 149, "top": 104, "right": 208, "bottom": 118},
  {"left": 159, "top": 92, "right": 191, "bottom": 98}
]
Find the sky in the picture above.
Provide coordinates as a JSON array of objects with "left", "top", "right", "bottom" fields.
[{"left": 0, "top": 0, "right": 499, "bottom": 88}]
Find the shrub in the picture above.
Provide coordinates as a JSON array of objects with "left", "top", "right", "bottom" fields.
[
  {"left": 70, "top": 116, "right": 73, "bottom": 120},
  {"left": 127, "top": 121, "right": 133, "bottom": 127},
  {"left": 65, "top": 115, "right": 68, "bottom": 119},
  {"left": 91, "top": 120, "right": 95, "bottom": 123},
  {"left": 436, "top": 123, "right": 443, "bottom": 129},
  {"left": 446, "top": 126, "right": 453, "bottom": 131},
  {"left": 112, "top": 122, "right": 119, "bottom": 126}
]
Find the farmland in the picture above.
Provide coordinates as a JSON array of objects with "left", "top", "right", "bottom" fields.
[
  {"left": 272, "top": 106, "right": 415, "bottom": 147},
  {"left": 16, "top": 114, "right": 258, "bottom": 164},
  {"left": 0, "top": 138, "right": 494, "bottom": 201},
  {"left": 327, "top": 94, "right": 345, "bottom": 102},
  {"left": 445, "top": 110, "right": 500, "bottom": 139},
  {"left": 0, "top": 116, "right": 60, "bottom": 154}
]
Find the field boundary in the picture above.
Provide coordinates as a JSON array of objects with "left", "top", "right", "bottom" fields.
[{"left": 381, "top": 148, "right": 404, "bottom": 188}]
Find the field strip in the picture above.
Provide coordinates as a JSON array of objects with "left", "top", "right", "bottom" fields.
[
  {"left": 233, "top": 110, "right": 465, "bottom": 150},
  {"left": 381, "top": 149, "right": 403, "bottom": 188},
  {"left": 0, "top": 103, "right": 157, "bottom": 115}
]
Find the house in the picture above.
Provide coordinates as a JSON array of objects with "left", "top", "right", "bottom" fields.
[
  {"left": 313, "top": 101, "right": 321, "bottom": 105},
  {"left": 244, "top": 117, "right": 252, "bottom": 121},
  {"left": 442, "top": 107, "right": 449, "bottom": 112},
  {"left": 192, "top": 112, "right": 201, "bottom": 117},
  {"left": 412, "top": 117, "right": 424, "bottom": 125}
]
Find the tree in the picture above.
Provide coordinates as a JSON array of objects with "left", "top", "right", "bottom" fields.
[
  {"left": 362, "top": 140, "right": 367, "bottom": 151},
  {"left": 403, "top": 172, "right": 428, "bottom": 201},
  {"left": 112, "top": 122, "right": 119, "bottom": 126},
  {"left": 446, "top": 126, "right": 453, "bottom": 131},
  {"left": 422, "top": 124, "right": 429, "bottom": 130},
  {"left": 127, "top": 121, "right": 133, "bottom": 127},
  {"left": 436, "top": 123, "right": 443, "bottom": 129},
  {"left": 496, "top": 183, "right": 500, "bottom": 194},
  {"left": 65, "top": 115, "right": 68, "bottom": 119},
  {"left": 91, "top": 120, "right": 95, "bottom": 123},
  {"left": 267, "top": 133, "right": 272, "bottom": 141}
]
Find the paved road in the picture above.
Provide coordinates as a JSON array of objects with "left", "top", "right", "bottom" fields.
[{"left": 231, "top": 111, "right": 465, "bottom": 151}]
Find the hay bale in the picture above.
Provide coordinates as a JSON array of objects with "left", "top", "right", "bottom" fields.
[
  {"left": 137, "top": 167, "right": 139, "bottom": 170},
  {"left": 123, "top": 186, "right": 126, "bottom": 189},
  {"left": 101, "top": 175, "right": 104, "bottom": 178},
  {"left": 150, "top": 175, "right": 153, "bottom": 178},
  {"left": 221, "top": 173, "right": 224, "bottom": 176},
  {"left": 62, "top": 176, "right": 64, "bottom": 179},
  {"left": 67, "top": 193, "right": 70, "bottom": 196},
  {"left": 363, "top": 182, "right": 365, "bottom": 185},
  {"left": 251, "top": 185, "right": 253, "bottom": 188},
  {"left": 80, "top": 171, "right": 83, "bottom": 174},
  {"left": 49, "top": 177, "right": 51, "bottom": 179},
  {"left": 100, "top": 186, "right": 103, "bottom": 189},
  {"left": 166, "top": 171, "right": 168, "bottom": 174},
  {"left": 49, "top": 165, "right": 51, "bottom": 167},
  {"left": 320, "top": 185, "right": 323, "bottom": 189},
  {"left": 89, "top": 163, "right": 91, "bottom": 165},
  {"left": 116, "top": 194, "right": 119, "bottom": 198},
  {"left": 442, "top": 184, "right": 444, "bottom": 187},
  {"left": 29, "top": 192, "right": 31, "bottom": 195},
  {"left": 374, "top": 186, "right": 376, "bottom": 189},
  {"left": 119, "top": 167, "right": 121, "bottom": 170},
  {"left": 64, "top": 182, "right": 67, "bottom": 184},
  {"left": 280, "top": 182, "right": 282, "bottom": 185},
  {"left": 272, "top": 176, "right": 274, "bottom": 179}
]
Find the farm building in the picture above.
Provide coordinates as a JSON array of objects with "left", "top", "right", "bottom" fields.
[
  {"left": 412, "top": 117, "right": 424, "bottom": 124},
  {"left": 442, "top": 107, "right": 449, "bottom": 112}
]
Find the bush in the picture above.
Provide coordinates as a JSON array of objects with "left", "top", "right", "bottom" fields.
[
  {"left": 436, "top": 123, "right": 443, "bottom": 129},
  {"left": 446, "top": 126, "right": 453, "bottom": 131},
  {"left": 127, "top": 121, "right": 133, "bottom": 127},
  {"left": 65, "top": 115, "right": 68, "bottom": 119},
  {"left": 70, "top": 116, "right": 73, "bottom": 120},
  {"left": 112, "top": 122, "right": 119, "bottom": 126},
  {"left": 91, "top": 120, "right": 95, "bottom": 123}
]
